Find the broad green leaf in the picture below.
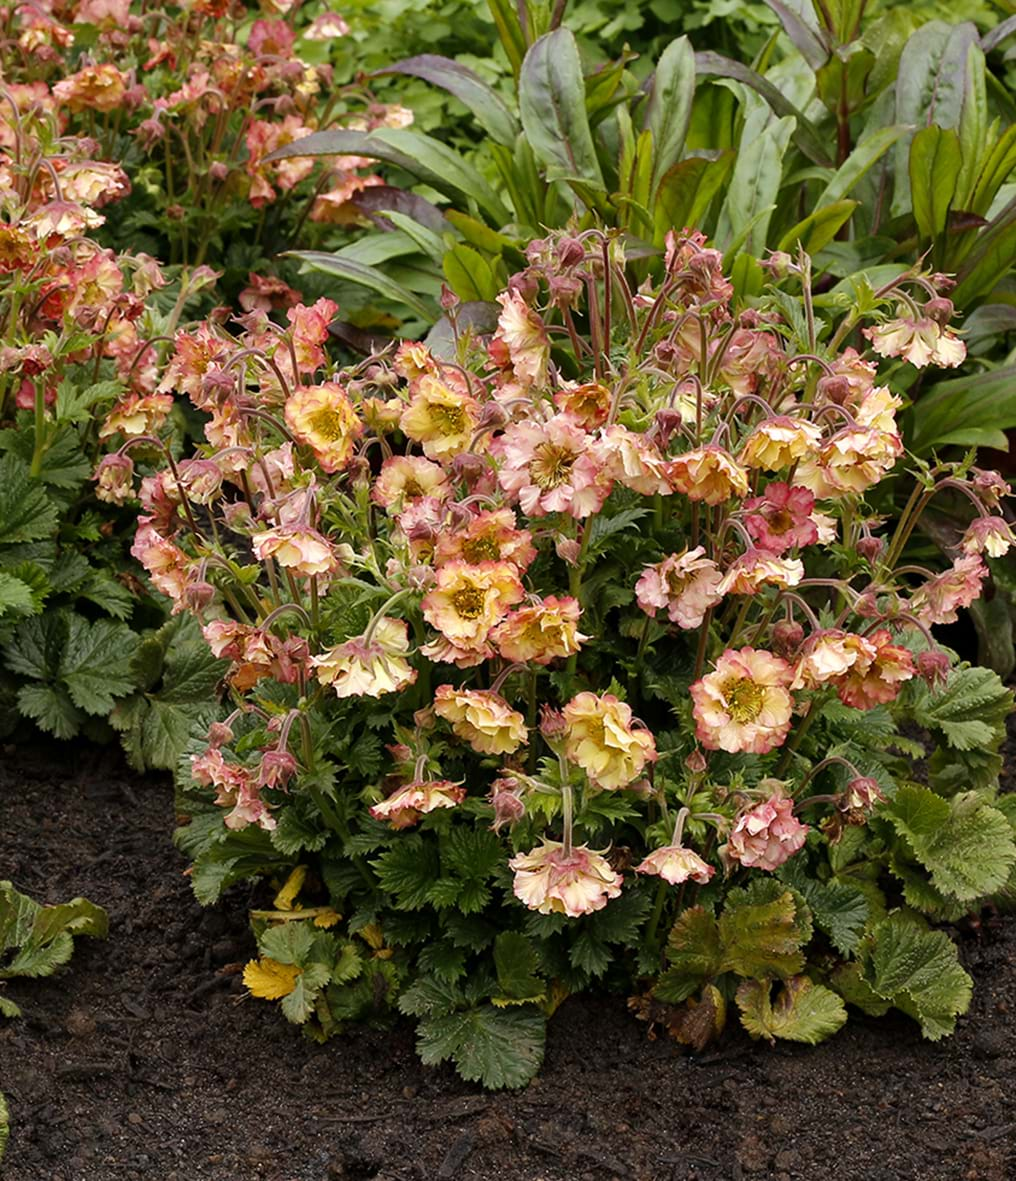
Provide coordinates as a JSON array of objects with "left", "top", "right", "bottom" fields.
[
  {"left": 377, "top": 210, "right": 448, "bottom": 265},
  {"left": 892, "top": 21, "right": 981, "bottom": 218},
  {"left": 519, "top": 30, "right": 605, "bottom": 191},
  {"left": 443, "top": 244, "right": 499, "bottom": 302},
  {"left": 718, "top": 879, "right": 811, "bottom": 980},
  {"left": 861, "top": 913, "right": 972, "bottom": 1040},
  {"left": 0, "top": 573, "right": 36, "bottom": 620},
  {"left": 370, "top": 837, "right": 442, "bottom": 910},
  {"left": 0, "top": 454, "right": 59, "bottom": 545},
  {"left": 398, "top": 974, "right": 462, "bottom": 1018},
  {"left": 645, "top": 37, "right": 695, "bottom": 198},
  {"left": 908, "top": 665, "right": 1013, "bottom": 753},
  {"left": 907, "top": 364, "right": 1016, "bottom": 454},
  {"left": 909, "top": 126, "right": 962, "bottom": 241},
  {"left": 951, "top": 196, "right": 1016, "bottom": 307},
  {"left": 694, "top": 51, "right": 830, "bottom": 166},
  {"left": 817, "top": 125, "right": 909, "bottom": 207},
  {"left": 417, "top": 1004, "right": 546, "bottom": 1089},
  {"left": 779, "top": 863, "right": 870, "bottom": 955},
  {"left": 970, "top": 125, "right": 1016, "bottom": 218},
  {"left": 763, "top": 0, "right": 829, "bottom": 69},
  {"left": 954, "top": 42, "right": 987, "bottom": 210},
  {"left": 655, "top": 906, "right": 722, "bottom": 1003},
  {"left": 777, "top": 200, "right": 858, "bottom": 255},
  {"left": 485, "top": 0, "right": 527, "bottom": 78},
  {"left": 378, "top": 55, "right": 519, "bottom": 147},
  {"left": 885, "top": 785, "right": 1016, "bottom": 902},
  {"left": 653, "top": 153, "right": 734, "bottom": 244},
  {"left": 829, "top": 961, "right": 893, "bottom": 1017},
  {"left": 287, "top": 251, "right": 435, "bottom": 323},
  {"left": 15, "top": 683, "right": 82, "bottom": 739},
  {"left": 492, "top": 931, "right": 545, "bottom": 1004},
  {"left": 58, "top": 616, "right": 139, "bottom": 715},
  {"left": 736, "top": 976, "right": 847, "bottom": 1045},
  {"left": 0, "top": 882, "right": 107, "bottom": 982},
  {"left": 715, "top": 109, "right": 795, "bottom": 255},
  {"left": 280, "top": 962, "right": 332, "bottom": 1024}
]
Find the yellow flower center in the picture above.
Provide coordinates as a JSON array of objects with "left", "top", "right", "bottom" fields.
[
  {"left": 402, "top": 478, "right": 423, "bottom": 498},
  {"left": 531, "top": 442, "right": 576, "bottom": 489},
  {"left": 722, "top": 677, "right": 765, "bottom": 723},
  {"left": 308, "top": 405, "right": 349, "bottom": 442},
  {"left": 451, "top": 584, "right": 486, "bottom": 620},
  {"left": 462, "top": 533, "right": 501, "bottom": 563},
  {"left": 428, "top": 402, "right": 466, "bottom": 435}
]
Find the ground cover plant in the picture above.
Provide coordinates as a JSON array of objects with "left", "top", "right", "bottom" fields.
[
  {"left": 117, "top": 229, "right": 1016, "bottom": 1086},
  {"left": 1, "top": 0, "right": 1015, "bottom": 1121}
]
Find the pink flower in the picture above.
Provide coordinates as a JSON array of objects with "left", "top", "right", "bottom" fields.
[
  {"left": 311, "top": 617, "right": 417, "bottom": 698},
  {"left": 251, "top": 526, "right": 338, "bottom": 578},
  {"left": 792, "top": 630, "right": 875, "bottom": 691},
  {"left": 433, "top": 686, "right": 528, "bottom": 755},
  {"left": 248, "top": 18, "right": 295, "bottom": 57},
  {"left": 635, "top": 547, "right": 723, "bottom": 628},
  {"left": 961, "top": 516, "right": 1014, "bottom": 559},
  {"left": 666, "top": 445, "right": 749, "bottom": 506},
  {"left": 508, "top": 840, "right": 623, "bottom": 917},
  {"left": 491, "top": 289, "right": 550, "bottom": 387},
  {"left": 691, "top": 648, "right": 794, "bottom": 754},
  {"left": 492, "top": 595, "right": 587, "bottom": 664},
  {"left": 369, "top": 779, "right": 466, "bottom": 829},
  {"left": 864, "top": 316, "right": 965, "bottom": 369},
  {"left": 596, "top": 425, "right": 671, "bottom": 496},
  {"left": 911, "top": 555, "right": 988, "bottom": 625},
  {"left": 743, "top": 483, "right": 818, "bottom": 553},
  {"left": 131, "top": 519, "right": 190, "bottom": 608},
  {"left": 636, "top": 845, "right": 714, "bottom": 885},
  {"left": 726, "top": 792, "right": 808, "bottom": 871},
  {"left": 562, "top": 692, "right": 658, "bottom": 790},
  {"left": 495, "top": 414, "right": 613, "bottom": 519},
  {"left": 92, "top": 453, "right": 134, "bottom": 505},
  {"left": 836, "top": 629, "right": 915, "bottom": 709},
  {"left": 717, "top": 551, "right": 804, "bottom": 596}
]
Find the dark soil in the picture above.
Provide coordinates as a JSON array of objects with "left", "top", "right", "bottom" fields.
[{"left": 2, "top": 722, "right": 1015, "bottom": 1181}]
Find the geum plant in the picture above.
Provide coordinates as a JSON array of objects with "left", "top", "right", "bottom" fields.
[{"left": 127, "top": 230, "right": 1016, "bottom": 1087}]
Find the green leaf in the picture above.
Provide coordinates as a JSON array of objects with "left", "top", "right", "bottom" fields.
[
  {"left": 58, "top": 616, "right": 139, "bottom": 714},
  {"left": 15, "top": 683, "right": 83, "bottom": 739},
  {"left": 653, "top": 153, "right": 735, "bottom": 245},
  {"left": 492, "top": 931, "right": 545, "bottom": 1004},
  {"left": 287, "top": 250, "right": 435, "bottom": 323},
  {"left": 779, "top": 863, "right": 870, "bottom": 955},
  {"left": 655, "top": 906, "right": 723, "bottom": 1003},
  {"left": 817, "top": 125, "right": 909, "bottom": 207},
  {"left": 885, "top": 785, "right": 1016, "bottom": 902},
  {"left": 645, "top": 37, "right": 695, "bottom": 198},
  {"left": 907, "top": 665, "right": 1013, "bottom": 753},
  {"left": 829, "top": 961, "right": 893, "bottom": 1017},
  {"left": 715, "top": 108, "right": 795, "bottom": 256},
  {"left": 907, "top": 365, "right": 1016, "bottom": 454},
  {"left": 371, "top": 837, "right": 442, "bottom": 910},
  {"left": 0, "top": 454, "right": 59, "bottom": 545},
  {"left": 416, "top": 1004, "right": 546, "bottom": 1089},
  {"left": 519, "top": 29, "right": 605, "bottom": 192},
  {"left": 0, "top": 572, "right": 37, "bottom": 620},
  {"left": 952, "top": 196, "right": 1016, "bottom": 308},
  {"left": 259, "top": 921, "right": 316, "bottom": 965},
  {"left": 0, "top": 1091, "right": 8, "bottom": 1161},
  {"left": 777, "top": 200, "right": 858, "bottom": 255},
  {"left": 280, "top": 962, "right": 331, "bottom": 1024},
  {"left": 379, "top": 55, "right": 519, "bottom": 147},
  {"left": 398, "top": 974, "right": 461, "bottom": 1018},
  {"left": 736, "top": 976, "right": 847, "bottom": 1045},
  {"left": 860, "top": 912, "right": 972, "bottom": 1040},
  {"left": 909, "top": 125, "right": 962, "bottom": 241},
  {"left": 718, "top": 879, "right": 810, "bottom": 980},
  {"left": 443, "top": 244, "right": 499, "bottom": 302},
  {"left": 0, "top": 881, "right": 107, "bottom": 983}
]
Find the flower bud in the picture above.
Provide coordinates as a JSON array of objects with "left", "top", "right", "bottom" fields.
[
  {"left": 924, "top": 297, "right": 954, "bottom": 325},
  {"left": 439, "top": 283, "right": 459, "bottom": 311},
  {"left": 856, "top": 535, "right": 884, "bottom": 563},
  {"left": 916, "top": 648, "right": 950, "bottom": 688},
  {"left": 207, "top": 721, "right": 234, "bottom": 749},
  {"left": 652, "top": 407, "right": 685, "bottom": 449},
  {"left": 477, "top": 401, "right": 509, "bottom": 430},
  {"left": 183, "top": 580, "right": 216, "bottom": 610},
  {"left": 507, "top": 271, "right": 538, "bottom": 302},
  {"left": 555, "top": 536, "right": 581, "bottom": 566},
  {"left": 772, "top": 618, "right": 805, "bottom": 659},
  {"left": 92, "top": 453, "right": 135, "bottom": 505},
  {"left": 539, "top": 704, "right": 566, "bottom": 742},
  {"left": 841, "top": 776, "right": 885, "bottom": 812},
  {"left": 684, "top": 749, "right": 708, "bottom": 775},
  {"left": 816, "top": 374, "right": 851, "bottom": 405},
  {"left": 449, "top": 452, "right": 488, "bottom": 486},
  {"left": 489, "top": 779, "right": 526, "bottom": 832},
  {"left": 208, "top": 160, "right": 229, "bottom": 184},
  {"left": 763, "top": 250, "right": 794, "bottom": 278},
  {"left": 259, "top": 749, "right": 298, "bottom": 789}
]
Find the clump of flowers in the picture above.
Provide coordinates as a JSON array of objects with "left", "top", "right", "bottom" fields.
[{"left": 132, "top": 229, "right": 1013, "bottom": 1086}]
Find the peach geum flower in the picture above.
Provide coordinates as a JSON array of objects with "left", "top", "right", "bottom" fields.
[
  {"left": 911, "top": 555, "right": 989, "bottom": 626},
  {"left": 726, "top": 791, "right": 807, "bottom": 871},
  {"left": 836, "top": 629, "right": 915, "bottom": 709},
  {"left": 491, "top": 288, "right": 550, "bottom": 388},
  {"left": 421, "top": 560, "right": 524, "bottom": 652},
  {"left": 370, "top": 779, "right": 466, "bottom": 829},
  {"left": 666, "top": 445, "right": 749, "bottom": 506},
  {"left": 863, "top": 315, "right": 965, "bottom": 369},
  {"left": 691, "top": 647, "right": 794, "bottom": 754},
  {"left": 636, "top": 547, "right": 723, "bottom": 628},
  {"left": 492, "top": 595, "right": 587, "bottom": 664},
  {"left": 562, "top": 692, "right": 657, "bottom": 790},
  {"left": 399, "top": 373, "right": 479, "bottom": 460},
  {"left": 311, "top": 617, "right": 416, "bottom": 698},
  {"left": 433, "top": 685, "right": 528, "bottom": 755},
  {"left": 372, "top": 455, "right": 451, "bottom": 511},
  {"left": 509, "top": 839, "right": 623, "bottom": 917},
  {"left": 495, "top": 413, "right": 613, "bottom": 519},
  {"left": 284, "top": 382, "right": 362, "bottom": 472},
  {"left": 434, "top": 508, "right": 536, "bottom": 573},
  {"left": 251, "top": 526, "right": 337, "bottom": 578},
  {"left": 743, "top": 483, "right": 818, "bottom": 553},
  {"left": 636, "top": 845, "right": 714, "bottom": 885},
  {"left": 739, "top": 417, "right": 821, "bottom": 472}
]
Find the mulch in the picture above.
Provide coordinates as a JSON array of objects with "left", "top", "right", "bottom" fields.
[{"left": 1, "top": 718, "right": 1014, "bottom": 1181}]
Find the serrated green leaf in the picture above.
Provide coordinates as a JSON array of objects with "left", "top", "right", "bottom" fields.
[
  {"left": 280, "top": 962, "right": 331, "bottom": 1024},
  {"left": 908, "top": 665, "right": 1013, "bottom": 754},
  {"left": 371, "top": 837, "right": 441, "bottom": 910},
  {"left": 417, "top": 1004, "right": 545, "bottom": 1089},
  {"left": 258, "top": 921, "right": 316, "bottom": 965},
  {"left": 492, "top": 931, "right": 544, "bottom": 1005},
  {"left": 0, "top": 882, "right": 107, "bottom": 983},
  {"left": 398, "top": 974, "right": 462, "bottom": 1018},
  {"left": 718, "top": 879, "right": 810, "bottom": 980},
  {"left": 737, "top": 976, "right": 847, "bottom": 1045},
  {"left": 16, "top": 682, "right": 83, "bottom": 738},
  {"left": 0, "top": 1090, "right": 8, "bottom": 1160},
  {"left": 885, "top": 785, "right": 1016, "bottom": 901},
  {"left": 0, "top": 572, "right": 36, "bottom": 619},
  {"left": 861, "top": 913, "right": 972, "bottom": 1040},
  {"left": 0, "top": 454, "right": 59, "bottom": 544},
  {"left": 58, "top": 616, "right": 139, "bottom": 714},
  {"left": 829, "top": 961, "right": 893, "bottom": 1017},
  {"left": 779, "top": 864, "right": 870, "bottom": 955}
]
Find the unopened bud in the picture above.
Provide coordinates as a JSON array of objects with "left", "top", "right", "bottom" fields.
[
  {"left": 489, "top": 779, "right": 526, "bottom": 832},
  {"left": 207, "top": 721, "right": 234, "bottom": 749},
  {"left": 924, "top": 297, "right": 954, "bottom": 325},
  {"left": 449, "top": 452, "right": 488, "bottom": 486},
  {"left": 477, "top": 401, "right": 509, "bottom": 431},
  {"left": 916, "top": 648, "right": 950, "bottom": 688},
  {"left": 208, "top": 161, "right": 229, "bottom": 184},
  {"left": 817, "top": 374, "right": 851, "bottom": 405},
  {"left": 652, "top": 407, "right": 685, "bottom": 448},
  {"left": 856, "top": 535, "right": 884, "bottom": 563},
  {"left": 539, "top": 704, "right": 566, "bottom": 742},
  {"left": 772, "top": 619, "right": 805, "bottom": 658},
  {"left": 764, "top": 250, "right": 794, "bottom": 278},
  {"left": 183, "top": 580, "right": 216, "bottom": 610},
  {"left": 684, "top": 749, "right": 708, "bottom": 775},
  {"left": 556, "top": 237, "right": 586, "bottom": 268},
  {"left": 259, "top": 749, "right": 298, "bottom": 789},
  {"left": 439, "top": 283, "right": 459, "bottom": 312}
]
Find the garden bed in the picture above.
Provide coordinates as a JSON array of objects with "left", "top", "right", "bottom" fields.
[{"left": 2, "top": 726, "right": 1014, "bottom": 1181}]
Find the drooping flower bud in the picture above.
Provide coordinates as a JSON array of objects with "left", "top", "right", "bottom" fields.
[
  {"left": 856, "top": 535, "right": 885, "bottom": 563},
  {"left": 916, "top": 648, "right": 950, "bottom": 688},
  {"left": 772, "top": 619, "right": 805, "bottom": 659}
]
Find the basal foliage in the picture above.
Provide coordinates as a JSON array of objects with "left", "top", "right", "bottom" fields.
[{"left": 116, "top": 229, "right": 1016, "bottom": 1086}]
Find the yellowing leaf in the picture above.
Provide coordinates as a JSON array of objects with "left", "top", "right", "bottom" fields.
[
  {"left": 243, "top": 957, "right": 300, "bottom": 1000},
  {"left": 359, "top": 922, "right": 385, "bottom": 950},
  {"left": 273, "top": 866, "right": 308, "bottom": 911},
  {"left": 313, "top": 908, "right": 342, "bottom": 929}
]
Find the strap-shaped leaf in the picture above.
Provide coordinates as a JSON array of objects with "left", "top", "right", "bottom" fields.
[
  {"left": 909, "top": 125, "right": 962, "bottom": 241},
  {"left": 519, "top": 29, "right": 605, "bottom": 190},
  {"left": 286, "top": 250, "right": 436, "bottom": 323},
  {"left": 644, "top": 36, "right": 695, "bottom": 198},
  {"left": 376, "top": 55, "right": 519, "bottom": 147}
]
